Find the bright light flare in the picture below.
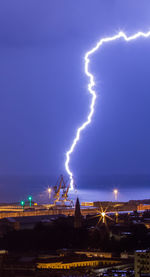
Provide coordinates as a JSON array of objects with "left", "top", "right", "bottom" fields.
[
  {"left": 92, "top": 208, "right": 114, "bottom": 225},
  {"left": 101, "top": 212, "right": 105, "bottom": 218},
  {"left": 65, "top": 30, "right": 150, "bottom": 190}
]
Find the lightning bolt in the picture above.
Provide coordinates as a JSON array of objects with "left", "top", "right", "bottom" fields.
[{"left": 65, "top": 30, "right": 150, "bottom": 191}]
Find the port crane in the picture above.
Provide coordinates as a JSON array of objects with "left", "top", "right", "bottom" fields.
[
  {"left": 61, "top": 181, "right": 70, "bottom": 202},
  {"left": 53, "top": 175, "right": 66, "bottom": 203},
  {"left": 52, "top": 175, "right": 73, "bottom": 206},
  {"left": 61, "top": 177, "right": 75, "bottom": 206}
]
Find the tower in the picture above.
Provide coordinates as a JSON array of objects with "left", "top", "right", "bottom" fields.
[{"left": 74, "top": 197, "right": 82, "bottom": 228}]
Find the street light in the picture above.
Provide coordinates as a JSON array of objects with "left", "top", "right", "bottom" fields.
[
  {"left": 101, "top": 212, "right": 106, "bottom": 223},
  {"left": 20, "top": 200, "right": 25, "bottom": 211},
  {"left": 115, "top": 212, "right": 119, "bottom": 223},
  {"left": 113, "top": 189, "right": 118, "bottom": 201},
  {"left": 48, "top": 187, "right": 51, "bottom": 199},
  {"left": 28, "top": 196, "right": 32, "bottom": 207}
]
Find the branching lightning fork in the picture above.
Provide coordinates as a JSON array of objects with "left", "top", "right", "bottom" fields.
[{"left": 65, "top": 30, "right": 150, "bottom": 190}]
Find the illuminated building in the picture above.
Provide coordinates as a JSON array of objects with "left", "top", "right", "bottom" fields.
[
  {"left": 37, "top": 258, "right": 120, "bottom": 270},
  {"left": 81, "top": 202, "right": 94, "bottom": 207},
  {"left": 135, "top": 250, "right": 150, "bottom": 277},
  {"left": 137, "top": 204, "right": 150, "bottom": 211},
  {"left": 75, "top": 251, "right": 112, "bottom": 258}
]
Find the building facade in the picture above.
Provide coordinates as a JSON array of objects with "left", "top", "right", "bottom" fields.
[{"left": 135, "top": 250, "right": 150, "bottom": 277}]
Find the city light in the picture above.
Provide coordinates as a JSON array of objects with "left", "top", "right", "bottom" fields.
[
  {"left": 28, "top": 196, "right": 32, "bottom": 207},
  {"left": 20, "top": 200, "right": 25, "bottom": 210},
  {"left": 101, "top": 212, "right": 105, "bottom": 218},
  {"left": 115, "top": 212, "right": 119, "bottom": 223},
  {"left": 101, "top": 212, "right": 106, "bottom": 223},
  {"left": 65, "top": 29, "right": 150, "bottom": 191},
  {"left": 48, "top": 187, "right": 51, "bottom": 199},
  {"left": 113, "top": 189, "right": 118, "bottom": 201},
  {"left": 93, "top": 207, "right": 113, "bottom": 225}
]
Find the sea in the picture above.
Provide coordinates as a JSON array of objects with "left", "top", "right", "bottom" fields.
[{"left": 0, "top": 175, "right": 150, "bottom": 204}]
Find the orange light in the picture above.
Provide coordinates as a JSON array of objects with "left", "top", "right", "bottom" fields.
[{"left": 101, "top": 212, "right": 105, "bottom": 217}]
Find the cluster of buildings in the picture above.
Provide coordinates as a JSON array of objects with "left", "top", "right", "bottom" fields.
[
  {"left": 0, "top": 198, "right": 150, "bottom": 275},
  {"left": 0, "top": 248, "right": 149, "bottom": 276}
]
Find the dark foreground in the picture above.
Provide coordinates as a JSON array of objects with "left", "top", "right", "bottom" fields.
[{"left": 0, "top": 206, "right": 150, "bottom": 276}]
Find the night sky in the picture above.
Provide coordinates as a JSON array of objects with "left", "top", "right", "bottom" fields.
[{"left": 0, "top": 1, "right": 150, "bottom": 201}]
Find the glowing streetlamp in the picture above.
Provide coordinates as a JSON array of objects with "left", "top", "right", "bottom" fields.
[
  {"left": 28, "top": 196, "right": 32, "bottom": 207},
  {"left": 113, "top": 189, "right": 118, "bottom": 201},
  {"left": 115, "top": 212, "right": 119, "bottom": 223},
  {"left": 101, "top": 212, "right": 106, "bottom": 223},
  {"left": 48, "top": 187, "right": 51, "bottom": 199},
  {"left": 20, "top": 200, "right": 25, "bottom": 211}
]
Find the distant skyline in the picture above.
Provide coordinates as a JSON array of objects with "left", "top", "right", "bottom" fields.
[{"left": 0, "top": 1, "right": 150, "bottom": 195}]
